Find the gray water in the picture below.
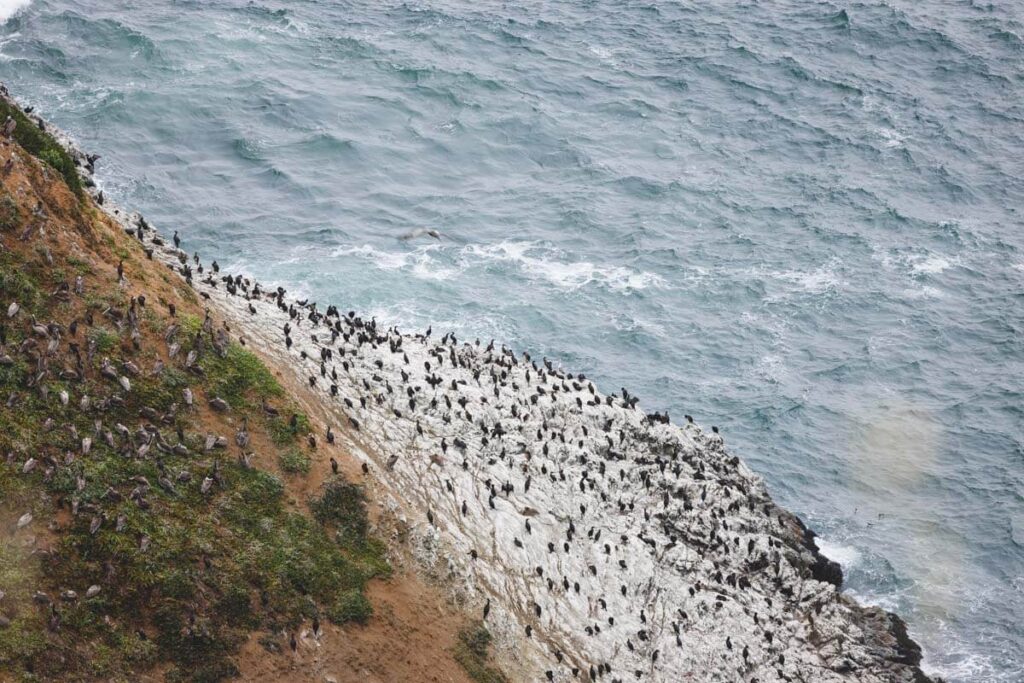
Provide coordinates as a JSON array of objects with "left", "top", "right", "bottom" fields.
[{"left": 2, "top": 1, "right": 1023, "bottom": 678}]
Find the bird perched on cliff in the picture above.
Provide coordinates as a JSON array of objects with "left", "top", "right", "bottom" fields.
[
  {"left": 2, "top": 116, "right": 15, "bottom": 138},
  {"left": 235, "top": 418, "right": 249, "bottom": 448}
]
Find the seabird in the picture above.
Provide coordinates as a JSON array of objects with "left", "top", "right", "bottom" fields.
[{"left": 398, "top": 228, "right": 443, "bottom": 241}]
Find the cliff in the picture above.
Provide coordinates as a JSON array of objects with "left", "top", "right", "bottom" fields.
[{"left": 0, "top": 85, "right": 937, "bottom": 683}]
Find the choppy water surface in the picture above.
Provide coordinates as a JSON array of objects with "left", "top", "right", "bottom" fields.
[{"left": 2, "top": 1, "right": 1023, "bottom": 678}]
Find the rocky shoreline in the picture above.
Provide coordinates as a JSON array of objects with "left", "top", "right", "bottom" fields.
[{"left": 2, "top": 84, "right": 939, "bottom": 682}]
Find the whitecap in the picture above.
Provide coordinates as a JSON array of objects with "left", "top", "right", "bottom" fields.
[
  {"left": 845, "top": 588, "right": 900, "bottom": 613},
  {"left": 816, "top": 537, "right": 862, "bottom": 570},
  {"left": 924, "top": 651, "right": 1001, "bottom": 682},
  {"left": 465, "top": 241, "right": 665, "bottom": 293},
  {"left": 754, "top": 353, "right": 786, "bottom": 384},
  {"left": 874, "top": 126, "right": 906, "bottom": 149},
  {"left": 902, "top": 285, "right": 944, "bottom": 300},
  {"left": 874, "top": 248, "right": 956, "bottom": 277},
  {"left": 768, "top": 260, "right": 842, "bottom": 297},
  {"left": 910, "top": 254, "right": 953, "bottom": 275},
  {"left": 331, "top": 244, "right": 459, "bottom": 281},
  {"left": 0, "top": 0, "right": 31, "bottom": 25},
  {"left": 409, "top": 250, "right": 457, "bottom": 281},
  {"left": 332, "top": 244, "right": 410, "bottom": 271}
]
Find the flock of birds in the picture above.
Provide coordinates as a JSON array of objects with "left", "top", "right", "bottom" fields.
[
  {"left": 130, "top": 217, "right": 919, "bottom": 682},
  {"left": 0, "top": 93, "right": 927, "bottom": 682}
]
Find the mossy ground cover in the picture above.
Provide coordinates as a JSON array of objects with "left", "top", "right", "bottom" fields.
[
  {"left": 0, "top": 165, "right": 388, "bottom": 681},
  {"left": 452, "top": 623, "right": 509, "bottom": 683}
]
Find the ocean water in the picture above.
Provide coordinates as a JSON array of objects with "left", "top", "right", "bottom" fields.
[{"left": 2, "top": 0, "right": 1022, "bottom": 678}]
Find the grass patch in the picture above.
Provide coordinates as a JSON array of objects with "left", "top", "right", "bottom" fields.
[
  {"left": 88, "top": 325, "right": 121, "bottom": 354},
  {"left": 326, "top": 589, "right": 372, "bottom": 625},
  {"left": 278, "top": 446, "right": 310, "bottom": 475},
  {"left": 207, "top": 344, "right": 283, "bottom": 407},
  {"left": 65, "top": 254, "right": 92, "bottom": 273},
  {"left": 310, "top": 478, "right": 370, "bottom": 546},
  {"left": 266, "top": 411, "right": 311, "bottom": 445},
  {"left": 0, "top": 193, "right": 18, "bottom": 232},
  {"left": 0, "top": 253, "right": 42, "bottom": 314},
  {"left": 452, "top": 623, "right": 509, "bottom": 683},
  {"left": 178, "top": 313, "right": 283, "bottom": 410}
]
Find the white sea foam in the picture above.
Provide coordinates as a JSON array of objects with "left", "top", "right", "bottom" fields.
[
  {"left": 874, "top": 126, "right": 906, "bottom": 149},
  {"left": 763, "top": 261, "right": 843, "bottom": 301},
  {"left": 902, "top": 285, "right": 944, "bottom": 300},
  {"left": 331, "top": 243, "right": 458, "bottom": 281},
  {"left": 610, "top": 312, "right": 666, "bottom": 338},
  {"left": 875, "top": 248, "right": 956, "bottom": 277},
  {"left": 845, "top": 588, "right": 900, "bottom": 613},
  {"left": 788, "top": 268, "right": 839, "bottom": 293},
  {"left": 332, "top": 244, "right": 409, "bottom": 270},
  {"left": 925, "top": 651, "right": 1003, "bottom": 682},
  {"left": 816, "top": 537, "right": 862, "bottom": 570},
  {"left": 0, "top": 0, "right": 30, "bottom": 25},
  {"left": 910, "top": 254, "right": 953, "bottom": 275},
  {"left": 467, "top": 241, "right": 666, "bottom": 293},
  {"left": 754, "top": 353, "right": 786, "bottom": 384}
]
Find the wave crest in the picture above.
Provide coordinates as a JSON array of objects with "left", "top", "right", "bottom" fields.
[{"left": 0, "top": 0, "right": 31, "bottom": 25}]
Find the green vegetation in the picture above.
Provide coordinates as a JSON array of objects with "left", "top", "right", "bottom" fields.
[
  {"left": 88, "top": 325, "right": 121, "bottom": 354},
  {"left": 267, "top": 410, "right": 311, "bottom": 445},
  {"left": 0, "top": 98, "right": 83, "bottom": 196},
  {"left": 0, "top": 251, "right": 41, "bottom": 315},
  {"left": 452, "top": 623, "right": 509, "bottom": 683},
  {"left": 0, "top": 192, "right": 18, "bottom": 231},
  {"left": 178, "top": 313, "right": 284, "bottom": 410},
  {"left": 309, "top": 478, "right": 391, "bottom": 581},
  {"left": 278, "top": 446, "right": 311, "bottom": 475},
  {"left": 325, "top": 589, "right": 372, "bottom": 625},
  {"left": 0, "top": 542, "right": 48, "bottom": 671}
]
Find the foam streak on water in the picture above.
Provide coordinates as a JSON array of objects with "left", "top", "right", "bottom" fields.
[{"left": 2, "top": 1, "right": 1023, "bottom": 680}]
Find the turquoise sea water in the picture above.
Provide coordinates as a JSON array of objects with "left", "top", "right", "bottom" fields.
[{"left": 2, "top": 1, "right": 1022, "bottom": 678}]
